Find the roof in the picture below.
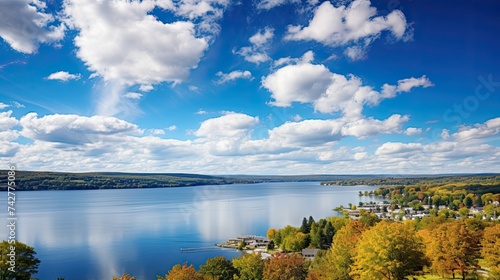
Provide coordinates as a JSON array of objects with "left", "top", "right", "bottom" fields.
[{"left": 302, "top": 248, "right": 320, "bottom": 254}]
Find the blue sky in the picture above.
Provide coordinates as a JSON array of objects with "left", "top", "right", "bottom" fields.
[{"left": 0, "top": 0, "right": 499, "bottom": 174}]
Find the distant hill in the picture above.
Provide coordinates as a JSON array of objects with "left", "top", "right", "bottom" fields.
[{"left": 1, "top": 170, "right": 498, "bottom": 191}]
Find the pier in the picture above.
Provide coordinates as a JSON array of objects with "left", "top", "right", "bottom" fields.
[{"left": 180, "top": 246, "right": 221, "bottom": 252}]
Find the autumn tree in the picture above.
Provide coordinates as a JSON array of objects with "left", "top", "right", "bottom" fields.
[
  {"left": 266, "top": 228, "right": 277, "bottom": 240},
  {"left": 112, "top": 273, "right": 135, "bottom": 280},
  {"left": 421, "top": 220, "right": 482, "bottom": 279},
  {"left": 232, "top": 253, "right": 264, "bottom": 280},
  {"left": 199, "top": 256, "right": 238, "bottom": 280},
  {"left": 157, "top": 263, "right": 203, "bottom": 280},
  {"left": 0, "top": 241, "right": 40, "bottom": 280},
  {"left": 326, "top": 216, "right": 349, "bottom": 232},
  {"left": 350, "top": 221, "right": 427, "bottom": 280},
  {"left": 307, "top": 220, "right": 367, "bottom": 280},
  {"left": 481, "top": 224, "right": 500, "bottom": 278},
  {"left": 263, "top": 253, "right": 308, "bottom": 280}
]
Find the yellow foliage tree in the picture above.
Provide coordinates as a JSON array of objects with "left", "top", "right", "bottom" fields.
[
  {"left": 112, "top": 273, "right": 135, "bottom": 280},
  {"left": 481, "top": 224, "right": 500, "bottom": 278},
  {"left": 350, "top": 221, "right": 427, "bottom": 280},
  {"left": 233, "top": 253, "right": 265, "bottom": 280},
  {"left": 307, "top": 220, "right": 367, "bottom": 280},
  {"left": 157, "top": 262, "right": 203, "bottom": 280}
]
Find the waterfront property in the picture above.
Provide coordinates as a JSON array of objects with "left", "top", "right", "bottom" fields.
[
  {"left": 219, "top": 235, "right": 270, "bottom": 249},
  {"left": 301, "top": 248, "right": 320, "bottom": 260}
]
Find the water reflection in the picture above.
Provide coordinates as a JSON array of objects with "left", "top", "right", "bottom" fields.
[{"left": 1, "top": 182, "right": 382, "bottom": 279}]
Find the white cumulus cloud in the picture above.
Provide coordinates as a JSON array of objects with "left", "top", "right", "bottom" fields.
[
  {"left": 381, "top": 75, "right": 433, "bottom": 98},
  {"left": 453, "top": 117, "right": 500, "bottom": 142},
  {"left": 341, "top": 115, "right": 409, "bottom": 138},
  {"left": 63, "top": 0, "right": 209, "bottom": 86},
  {"left": 263, "top": 61, "right": 333, "bottom": 107},
  {"left": 0, "top": 0, "right": 65, "bottom": 54},
  {"left": 124, "top": 92, "right": 143, "bottom": 100},
  {"left": 257, "top": 0, "right": 298, "bottom": 10},
  {"left": 344, "top": 45, "right": 366, "bottom": 61},
  {"left": 20, "top": 113, "right": 141, "bottom": 145},
  {"left": 216, "top": 70, "right": 253, "bottom": 84},
  {"left": 284, "top": 0, "right": 410, "bottom": 59},
  {"left": 46, "top": 71, "right": 82, "bottom": 82},
  {"left": 0, "top": 111, "right": 19, "bottom": 130},
  {"left": 235, "top": 27, "right": 274, "bottom": 64},
  {"left": 139, "top": 84, "right": 154, "bottom": 92},
  {"left": 195, "top": 113, "right": 259, "bottom": 139},
  {"left": 263, "top": 51, "right": 433, "bottom": 120},
  {"left": 405, "top": 127, "right": 422, "bottom": 136},
  {"left": 375, "top": 142, "right": 423, "bottom": 156}
]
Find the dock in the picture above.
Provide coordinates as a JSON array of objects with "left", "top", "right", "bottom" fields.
[{"left": 180, "top": 246, "right": 221, "bottom": 252}]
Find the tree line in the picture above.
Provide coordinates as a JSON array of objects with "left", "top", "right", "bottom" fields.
[{"left": 2, "top": 216, "right": 499, "bottom": 279}]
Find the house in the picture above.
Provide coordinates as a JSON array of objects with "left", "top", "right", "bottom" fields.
[
  {"left": 346, "top": 209, "right": 360, "bottom": 220},
  {"left": 470, "top": 206, "right": 484, "bottom": 214},
  {"left": 302, "top": 248, "right": 320, "bottom": 260}
]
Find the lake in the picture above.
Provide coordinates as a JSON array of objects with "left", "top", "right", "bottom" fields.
[{"left": 1, "top": 182, "right": 382, "bottom": 279}]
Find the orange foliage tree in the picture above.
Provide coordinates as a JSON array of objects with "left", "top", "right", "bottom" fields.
[
  {"left": 263, "top": 253, "right": 308, "bottom": 280},
  {"left": 157, "top": 262, "right": 203, "bottom": 280}
]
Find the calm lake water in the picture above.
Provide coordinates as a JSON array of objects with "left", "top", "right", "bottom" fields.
[{"left": 1, "top": 182, "right": 382, "bottom": 280}]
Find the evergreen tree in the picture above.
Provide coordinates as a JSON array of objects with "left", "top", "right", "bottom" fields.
[
  {"left": 300, "top": 217, "right": 310, "bottom": 233},
  {"left": 307, "top": 216, "right": 315, "bottom": 230},
  {"left": 324, "top": 222, "right": 335, "bottom": 247}
]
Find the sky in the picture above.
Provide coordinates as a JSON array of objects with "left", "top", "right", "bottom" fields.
[{"left": 0, "top": 0, "right": 499, "bottom": 175}]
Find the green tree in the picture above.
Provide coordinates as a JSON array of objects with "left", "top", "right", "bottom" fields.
[
  {"left": 300, "top": 217, "right": 310, "bottom": 233},
  {"left": 464, "top": 196, "right": 473, "bottom": 208},
  {"left": 276, "top": 225, "right": 299, "bottom": 251},
  {"left": 157, "top": 263, "right": 203, "bottom": 280},
  {"left": 282, "top": 232, "right": 309, "bottom": 252},
  {"left": 266, "top": 240, "right": 275, "bottom": 250},
  {"left": 308, "top": 223, "right": 320, "bottom": 248},
  {"left": 307, "top": 216, "right": 315, "bottom": 230},
  {"left": 476, "top": 194, "right": 483, "bottom": 206},
  {"left": 267, "top": 228, "right": 281, "bottom": 247},
  {"left": 237, "top": 240, "right": 246, "bottom": 250},
  {"left": 199, "top": 256, "right": 237, "bottom": 280},
  {"left": 350, "top": 221, "right": 428, "bottom": 280},
  {"left": 263, "top": 253, "right": 308, "bottom": 280},
  {"left": 358, "top": 210, "right": 379, "bottom": 227},
  {"left": 232, "top": 253, "right": 265, "bottom": 280},
  {"left": 0, "top": 241, "right": 40, "bottom": 280},
  {"left": 326, "top": 216, "right": 349, "bottom": 232},
  {"left": 458, "top": 207, "right": 469, "bottom": 217},
  {"left": 323, "top": 222, "right": 335, "bottom": 247},
  {"left": 481, "top": 224, "right": 500, "bottom": 278}
]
